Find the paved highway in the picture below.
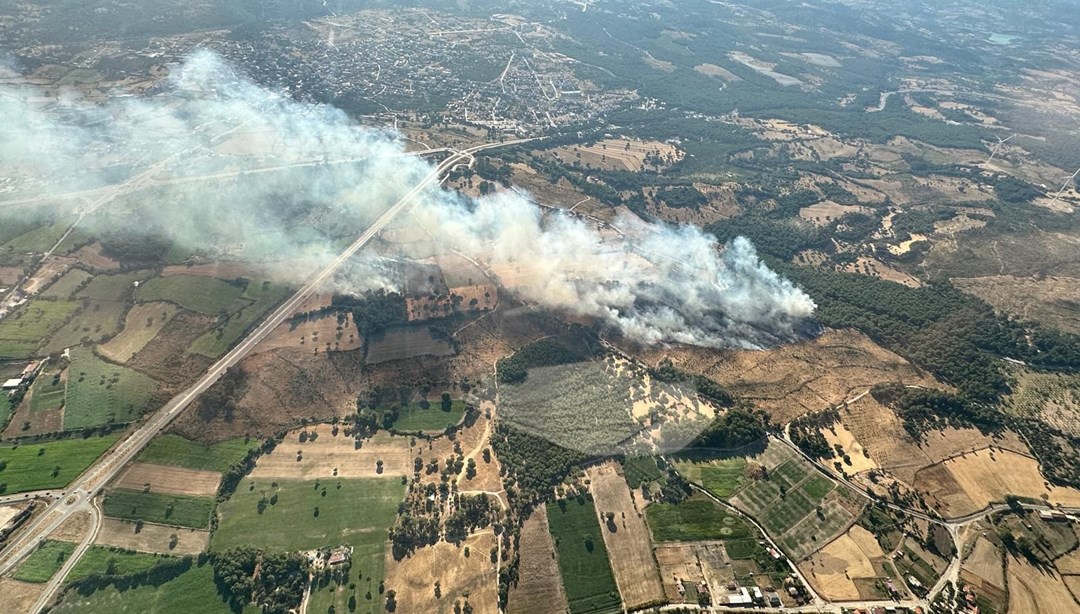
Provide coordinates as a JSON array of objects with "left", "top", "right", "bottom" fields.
[{"left": 0, "top": 137, "right": 536, "bottom": 611}]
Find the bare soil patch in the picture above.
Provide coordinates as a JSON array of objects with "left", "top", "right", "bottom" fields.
[
  {"left": 23, "top": 257, "right": 75, "bottom": 295},
  {"left": 962, "top": 536, "right": 1004, "bottom": 589},
  {"left": 1007, "top": 555, "right": 1079, "bottom": 614},
  {"left": 114, "top": 463, "right": 222, "bottom": 497},
  {"left": 821, "top": 422, "right": 878, "bottom": 474},
  {"left": 586, "top": 462, "right": 664, "bottom": 609},
  {"left": 799, "top": 526, "right": 882, "bottom": 601},
  {"left": 0, "top": 266, "right": 23, "bottom": 285},
  {"left": 384, "top": 531, "right": 498, "bottom": 614},
  {"left": 839, "top": 256, "right": 922, "bottom": 288},
  {"left": 2, "top": 403, "right": 63, "bottom": 438},
  {"left": 654, "top": 543, "right": 704, "bottom": 603},
  {"left": 799, "top": 202, "right": 872, "bottom": 226},
  {"left": 249, "top": 425, "right": 412, "bottom": 480},
  {"left": 507, "top": 504, "right": 568, "bottom": 614},
  {"left": 94, "top": 517, "right": 209, "bottom": 556},
  {"left": 0, "top": 578, "right": 45, "bottom": 612},
  {"left": 636, "top": 329, "right": 938, "bottom": 423},
  {"left": 543, "top": 139, "right": 682, "bottom": 173},
  {"left": 51, "top": 509, "right": 92, "bottom": 543}
]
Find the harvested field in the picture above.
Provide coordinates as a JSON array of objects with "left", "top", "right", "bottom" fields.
[
  {"left": 543, "top": 139, "right": 682, "bottom": 172},
  {"left": 249, "top": 425, "right": 412, "bottom": 480},
  {"left": 254, "top": 311, "right": 360, "bottom": 354},
  {"left": 799, "top": 202, "right": 872, "bottom": 226},
  {"left": 962, "top": 536, "right": 1004, "bottom": 589},
  {"left": 3, "top": 397, "right": 64, "bottom": 438},
  {"left": 94, "top": 518, "right": 209, "bottom": 556},
  {"left": 1007, "top": 555, "right": 1079, "bottom": 614},
  {"left": 1056, "top": 548, "right": 1080, "bottom": 575},
  {"left": 22, "top": 257, "right": 75, "bottom": 295},
  {"left": 586, "top": 463, "right": 664, "bottom": 609},
  {"left": 838, "top": 395, "right": 922, "bottom": 480},
  {"left": 383, "top": 531, "right": 498, "bottom": 614},
  {"left": 97, "top": 302, "right": 180, "bottom": 363},
  {"left": 0, "top": 578, "right": 45, "bottom": 611},
  {"left": 508, "top": 505, "right": 568, "bottom": 614},
  {"left": 821, "top": 422, "right": 878, "bottom": 473},
  {"left": 838, "top": 256, "right": 922, "bottom": 288},
  {"left": 922, "top": 449, "right": 1080, "bottom": 517},
  {"left": 636, "top": 329, "right": 938, "bottom": 423},
  {"left": 434, "top": 253, "right": 490, "bottom": 288},
  {"left": 114, "top": 463, "right": 222, "bottom": 497},
  {"left": 365, "top": 325, "right": 454, "bottom": 364},
  {"left": 799, "top": 526, "right": 884, "bottom": 601},
  {"left": 160, "top": 261, "right": 265, "bottom": 279},
  {"left": 953, "top": 276, "right": 1080, "bottom": 333},
  {"left": 69, "top": 242, "right": 119, "bottom": 270}
]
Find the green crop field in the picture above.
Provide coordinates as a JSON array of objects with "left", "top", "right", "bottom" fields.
[
  {"left": 0, "top": 299, "right": 82, "bottom": 358},
  {"left": 76, "top": 270, "right": 153, "bottom": 301},
  {"left": 13, "top": 540, "right": 75, "bottom": 582},
  {"left": 186, "top": 280, "right": 289, "bottom": 359},
  {"left": 731, "top": 443, "right": 856, "bottom": 560},
  {"left": 0, "top": 435, "right": 119, "bottom": 494},
  {"left": 50, "top": 558, "right": 242, "bottom": 614},
  {"left": 675, "top": 456, "right": 748, "bottom": 498},
  {"left": 102, "top": 489, "right": 215, "bottom": 529},
  {"left": 645, "top": 495, "right": 753, "bottom": 542},
  {"left": 29, "top": 368, "right": 66, "bottom": 412},
  {"left": 135, "top": 275, "right": 246, "bottom": 314},
  {"left": 214, "top": 478, "right": 404, "bottom": 608},
  {"left": 42, "top": 300, "right": 128, "bottom": 354},
  {"left": 1, "top": 219, "right": 75, "bottom": 253},
  {"left": 40, "top": 269, "right": 93, "bottom": 299},
  {"left": 68, "top": 547, "right": 176, "bottom": 582},
  {"left": 546, "top": 497, "right": 621, "bottom": 614},
  {"left": 137, "top": 434, "right": 258, "bottom": 472},
  {"left": 381, "top": 399, "right": 467, "bottom": 432},
  {"left": 64, "top": 347, "right": 158, "bottom": 430}
]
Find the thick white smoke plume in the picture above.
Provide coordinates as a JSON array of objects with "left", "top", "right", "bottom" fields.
[{"left": 1, "top": 51, "right": 815, "bottom": 349}]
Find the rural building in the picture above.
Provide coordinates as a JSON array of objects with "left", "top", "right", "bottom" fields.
[
  {"left": 2, "top": 378, "right": 23, "bottom": 389},
  {"left": 328, "top": 546, "right": 351, "bottom": 565},
  {"left": 1038, "top": 510, "right": 1068, "bottom": 522},
  {"left": 724, "top": 587, "right": 752, "bottom": 606},
  {"left": 767, "top": 591, "right": 781, "bottom": 607},
  {"left": 20, "top": 361, "right": 38, "bottom": 377}
]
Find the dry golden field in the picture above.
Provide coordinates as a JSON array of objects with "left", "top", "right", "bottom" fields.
[
  {"left": 507, "top": 505, "right": 568, "bottom": 614},
  {"left": 94, "top": 518, "right": 210, "bottom": 556},
  {"left": 114, "top": 463, "right": 222, "bottom": 497},
  {"left": 384, "top": 531, "right": 498, "bottom": 614}
]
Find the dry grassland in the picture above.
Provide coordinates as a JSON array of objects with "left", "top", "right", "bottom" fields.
[
  {"left": 586, "top": 462, "right": 664, "bottom": 609},
  {"left": 254, "top": 312, "right": 361, "bottom": 355},
  {"left": 544, "top": 139, "right": 682, "bottom": 172},
  {"left": 918, "top": 427, "right": 1028, "bottom": 465},
  {"left": 52, "top": 509, "right": 92, "bottom": 543},
  {"left": 2, "top": 403, "right": 63, "bottom": 438},
  {"left": 97, "top": 302, "right": 181, "bottom": 363},
  {"left": 94, "top": 518, "right": 209, "bottom": 556},
  {"left": 654, "top": 544, "right": 704, "bottom": 603},
  {"left": 1007, "top": 555, "right": 1080, "bottom": 614},
  {"left": 1064, "top": 575, "right": 1080, "bottom": 602},
  {"left": 160, "top": 262, "right": 264, "bottom": 279},
  {"left": 0, "top": 578, "right": 45, "bottom": 612},
  {"left": 953, "top": 275, "right": 1080, "bottom": 335},
  {"left": 250, "top": 426, "right": 412, "bottom": 480},
  {"left": 384, "top": 531, "right": 498, "bottom": 614},
  {"left": 0, "top": 266, "right": 21, "bottom": 285},
  {"left": 1055, "top": 549, "right": 1080, "bottom": 575},
  {"left": 941, "top": 449, "right": 1080, "bottom": 511},
  {"left": 694, "top": 63, "right": 739, "bottom": 80},
  {"left": 821, "top": 422, "right": 878, "bottom": 473},
  {"left": 800, "top": 526, "right": 883, "bottom": 601},
  {"left": 839, "top": 256, "right": 922, "bottom": 288},
  {"left": 69, "top": 242, "right": 120, "bottom": 270},
  {"left": 961, "top": 536, "right": 1004, "bottom": 589},
  {"left": 799, "top": 202, "right": 872, "bottom": 225},
  {"left": 114, "top": 463, "right": 222, "bottom": 497},
  {"left": 507, "top": 505, "right": 568, "bottom": 614},
  {"left": 638, "top": 329, "right": 938, "bottom": 423}
]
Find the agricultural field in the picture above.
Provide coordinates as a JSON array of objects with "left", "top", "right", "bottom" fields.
[
  {"left": 134, "top": 275, "right": 246, "bottom": 314},
  {"left": 507, "top": 504, "right": 568, "bottom": 614},
  {"left": 382, "top": 399, "right": 466, "bottom": 432},
  {"left": 102, "top": 489, "right": 215, "bottom": 529},
  {"left": 12, "top": 540, "right": 75, "bottom": 582},
  {"left": 0, "top": 577, "right": 45, "bottom": 613},
  {"left": 960, "top": 536, "right": 1006, "bottom": 602},
  {"left": 254, "top": 310, "right": 361, "bottom": 355},
  {"left": 41, "top": 299, "right": 127, "bottom": 354},
  {"left": 0, "top": 434, "right": 119, "bottom": 493},
  {"left": 64, "top": 346, "right": 158, "bottom": 430},
  {"left": 186, "top": 279, "right": 290, "bottom": 358},
  {"left": 28, "top": 365, "right": 66, "bottom": 412},
  {"left": 645, "top": 495, "right": 756, "bottom": 550},
  {"left": 621, "top": 456, "right": 663, "bottom": 489},
  {"left": 542, "top": 139, "right": 683, "bottom": 172},
  {"left": 1005, "top": 369, "right": 1080, "bottom": 437},
  {"left": 0, "top": 299, "right": 81, "bottom": 358},
  {"left": 136, "top": 434, "right": 258, "bottom": 473},
  {"left": 39, "top": 269, "right": 93, "bottom": 299},
  {"left": 67, "top": 546, "right": 175, "bottom": 582},
  {"left": 381, "top": 531, "right": 498, "bottom": 614},
  {"left": 94, "top": 518, "right": 210, "bottom": 556},
  {"left": 364, "top": 325, "right": 455, "bottom": 364},
  {"left": 674, "top": 455, "right": 748, "bottom": 498},
  {"left": 1, "top": 219, "right": 75, "bottom": 253},
  {"left": 114, "top": 463, "right": 222, "bottom": 497},
  {"left": 546, "top": 497, "right": 622, "bottom": 614},
  {"left": 729, "top": 441, "right": 858, "bottom": 560},
  {"left": 50, "top": 558, "right": 237, "bottom": 614},
  {"left": 1007, "top": 554, "right": 1078, "bottom": 614},
  {"left": 248, "top": 426, "right": 412, "bottom": 480},
  {"left": 213, "top": 478, "right": 405, "bottom": 608},
  {"left": 97, "top": 302, "right": 180, "bottom": 363},
  {"left": 586, "top": 462, "right": 664, "bottom": 609},
  {"left": 799, "top": 526, "right": 889, "bottom": 601},
  {"left": 499, "top": 361, "right": 639, "bottom": 456}
]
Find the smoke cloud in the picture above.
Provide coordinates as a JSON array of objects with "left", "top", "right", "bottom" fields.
[{"left": 1, "top": 51, "right": 815, "bottom": 349}]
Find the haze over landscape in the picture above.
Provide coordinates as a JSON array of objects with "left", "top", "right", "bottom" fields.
[{"left": 0, "top": 1, "right": 1079, "bottom": 614}]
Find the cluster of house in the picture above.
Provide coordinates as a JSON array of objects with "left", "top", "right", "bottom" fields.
[
  {"left": 2, "top": 361, "right": 39, "bottom": 395},
  {"left": 718, "top": 575, "right": 806, "bottom": 607},
  {"left": 302, "top": 546, "right": 352, "bottom": 571},
  {"left": 1037, "top": 509, "right": 1079, "bottom": 523},
  {"left": 847, "top": 607, "right": 924, "bottom": 614}
]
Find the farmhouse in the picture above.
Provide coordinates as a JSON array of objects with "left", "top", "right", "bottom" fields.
[
  {"left": 2, "top": 378, "right": 23, "bottom": 389},
  {"left": 327, "top": 546, "right": 351, "bottom": 566},
  {"left": 724, "top": 587, "right": 753, "bottom": 605}
]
